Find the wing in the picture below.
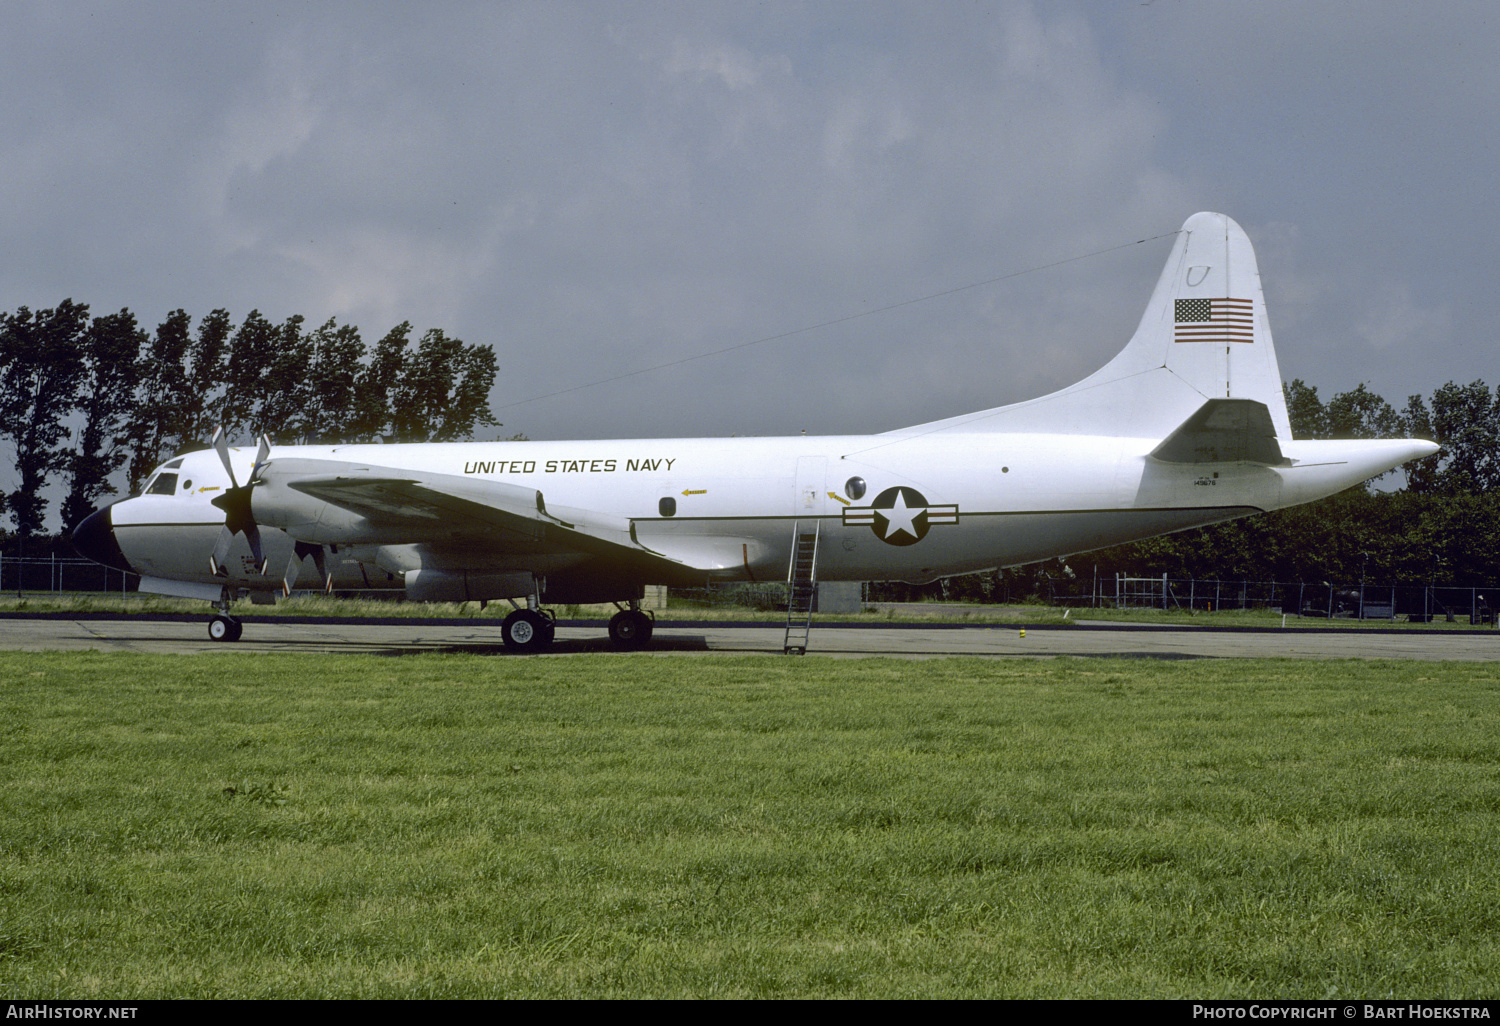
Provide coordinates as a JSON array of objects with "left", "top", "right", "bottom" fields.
[{"left": 252, "top": 458, "right": 710, "bottom": 583}]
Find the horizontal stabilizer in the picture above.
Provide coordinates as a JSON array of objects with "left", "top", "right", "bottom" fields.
[{"left": 1149, "top": 399, "right": 1288, "bottom": 466}]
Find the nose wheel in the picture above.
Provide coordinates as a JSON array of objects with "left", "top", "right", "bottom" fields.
[{"left": 208, "top": 614, "right": 243, "bottom": 642}]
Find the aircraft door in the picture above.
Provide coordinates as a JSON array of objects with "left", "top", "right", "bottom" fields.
[{"left": 794, "top": 456, "right": 826, "bottom": 517}]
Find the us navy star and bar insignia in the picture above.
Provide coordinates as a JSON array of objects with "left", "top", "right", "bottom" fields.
[
  {"left": 841, "top": 486, "right": 959, "bottom": 546},
  {"left": 1174, "top": 297, "right": 1253, "bottom": 344}
]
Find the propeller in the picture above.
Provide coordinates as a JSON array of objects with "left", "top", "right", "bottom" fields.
[
  {"left": 282, "top": 540, "right": 333, "bottom": 597},
  {"left": 208, "top": 427, "right": 272, "bottom": 577}
]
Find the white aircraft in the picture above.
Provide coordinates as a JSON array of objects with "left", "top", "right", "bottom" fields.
[{"left": 74, "top": 212, "right": 1437, "bottom": 651}]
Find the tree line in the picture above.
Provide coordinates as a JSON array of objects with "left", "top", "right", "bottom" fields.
[{"left": 0, "top": 300, "right": 502, "bottom": 555}]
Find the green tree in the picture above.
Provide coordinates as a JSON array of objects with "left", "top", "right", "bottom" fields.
[
  {"left": 61, "top": 308, "right": 145, "bottom": 529},
  {"left": 253, "top": 314, "right": 315, "bottom": 441},
  {"left": 184, "top": 308, "right": 232, "bottom": 446},
  {"left": 1284, "top": 379, "right": 1328, "bottom": 439},
  {"left": 348, "top": 322, "right": 412, "bottom": 442},
  {"left": 1325, "top": 383, "right": 1400, "bottom": 439},
  {"left": 1428, "top": 380, "right": 1497, "bottom": 494},
  {"left": 1398, "top": 392, "right": 1442, "bottom": 495},
  {"left": 126, "top": 309, "right": 193, "bottom": 493},
  {"left": 388, "top": 328, "right": 500, "bottom": 443},
  {"left": 302, "top": 318, "right": 365, "bottom": 443},
  {"left": 0, "top": 300, "right": 90, "bottom": 560},
  {"left": 218, "top": 310, "right": 278, "bottom": 440}
]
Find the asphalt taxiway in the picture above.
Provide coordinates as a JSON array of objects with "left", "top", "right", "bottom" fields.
[{"left": 2, "top": 616, "right": 1498, "bottom": 660}]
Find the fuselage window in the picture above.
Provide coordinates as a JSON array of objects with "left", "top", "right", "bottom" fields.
[
  {"left": 845, "top": 476, "right": 867, "bottom": 501},
  {"left": 147, "top": 472, "right": 179, "bottom": 496},
  {"left": 659, "top": 496, "right": 676, "bottom": 517}
]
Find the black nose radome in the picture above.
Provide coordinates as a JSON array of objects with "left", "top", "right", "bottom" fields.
[{"left": 73, "top": 505, "right": 133, "bottom": 574}]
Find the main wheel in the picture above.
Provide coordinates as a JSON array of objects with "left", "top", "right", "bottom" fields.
[
  {"left": 208, "top": 615, "right": 242, "bottom": 642},
  {"left": 502, "top": 609, "right": 552, "bottom": 653},
  {"left": 608, "top": 610, "right": 654, "bottom": 650}
]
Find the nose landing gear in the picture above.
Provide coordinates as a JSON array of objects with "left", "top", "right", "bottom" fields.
[{"left": 207, "top": 589, "right": 244, "bottom": 642}]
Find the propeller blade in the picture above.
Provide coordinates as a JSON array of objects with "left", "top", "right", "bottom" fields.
[
  {"left": 211, "top": 425, "right": 240, "bottom": 489},
  {"left": 282, "top": 541, "right": 331, "bottom": 596},
  {"left": 245, "top": 523, "right": 267, "bottom": 575},
  {"left": 210, "top": 526, "right": 234, "bottom": 576},
  {"left": 207, "top": 427, "right": 268, "bottom": 576},
  {"left": 252, "top": 435, "right": 272, "bottom": 481},
  {"left": 310, "top": 544, "right": 332, "bottom": 594}
]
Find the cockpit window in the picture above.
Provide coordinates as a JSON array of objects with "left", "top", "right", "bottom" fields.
[
  {"left": 146, "top": 472, "right": 179, "bottom": 496},
  {"left": 164, "top": 458, "right": 184, "bottom": 470}
]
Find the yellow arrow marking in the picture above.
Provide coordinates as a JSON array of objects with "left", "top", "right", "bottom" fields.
[
  {"left": 682, "top": 489, "right": 707, "bottom": 496},
  {"left": 828, "top": 492, "right": 850, "bottom": 505}
]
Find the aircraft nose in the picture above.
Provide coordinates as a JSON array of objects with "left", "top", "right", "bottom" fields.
[{"left": 73, "top": 505, "right": 134, "bottom": 574}]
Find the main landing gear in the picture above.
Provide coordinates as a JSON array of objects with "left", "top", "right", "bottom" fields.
[
  {"left": 500, "top": 608, "right": 556, "bottom": 653},
  {"left": 607, "top": 608, "right": 654, "bottom": 650},
  {"left": 208, "top": 613, "right": 243, "bottom": 642},
  {"left": 498, "top": 599, "right": 655, "bottom": 653}
]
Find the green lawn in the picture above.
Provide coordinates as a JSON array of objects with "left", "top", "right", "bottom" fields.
[{"left": 2, "top": 652, "right": 1497, "bottom": 997}]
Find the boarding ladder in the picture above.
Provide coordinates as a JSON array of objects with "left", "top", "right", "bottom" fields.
[{"left": 784, "top": 522, "right": 820, "bottom": 654}]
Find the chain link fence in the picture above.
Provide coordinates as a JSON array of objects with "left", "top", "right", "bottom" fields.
[
  {"left": 1, "top": 556, "right": 137, "bottom": 596},
  {"left": 1053, "top": 573, "right": 1497, "bottom": 623}
]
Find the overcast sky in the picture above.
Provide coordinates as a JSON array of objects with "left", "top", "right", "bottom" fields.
[{"left": 3, "top": 0, "right": 1496, "bottom": 461}]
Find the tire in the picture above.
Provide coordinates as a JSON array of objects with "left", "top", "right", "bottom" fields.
[
  {"left": 208, "top": 615, "right": 240, "bottom": 642},
  {"left": 502, "top": 609, "right": 551, "bottom": 653},
  {"left": 608, "top": 610, "right": 654, "bottom": 650}
]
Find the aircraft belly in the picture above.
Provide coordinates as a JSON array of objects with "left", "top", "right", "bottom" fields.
[
  {"left": 116, "top": 522, "right": 224, "bottom": 582},
  {"left": 115, "top": 520, "right": 389, "bottom": 593}
]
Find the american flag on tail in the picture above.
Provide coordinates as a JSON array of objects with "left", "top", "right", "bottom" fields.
[{"left": 1174, "top": 297, "right": 1253, "bottom": 343}]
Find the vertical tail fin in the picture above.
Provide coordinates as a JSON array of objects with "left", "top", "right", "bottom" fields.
[{"left": 896, "top": 212, "right": 1293, "bottom": 440}]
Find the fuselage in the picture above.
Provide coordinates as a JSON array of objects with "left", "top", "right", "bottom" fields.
[{"left": 91, "top": 429, "right": 1422, "bottom": 601}]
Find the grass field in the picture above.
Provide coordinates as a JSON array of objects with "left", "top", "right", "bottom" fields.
[{"left": 2, "top": 652, "right": 1498, "bottom": 998}]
